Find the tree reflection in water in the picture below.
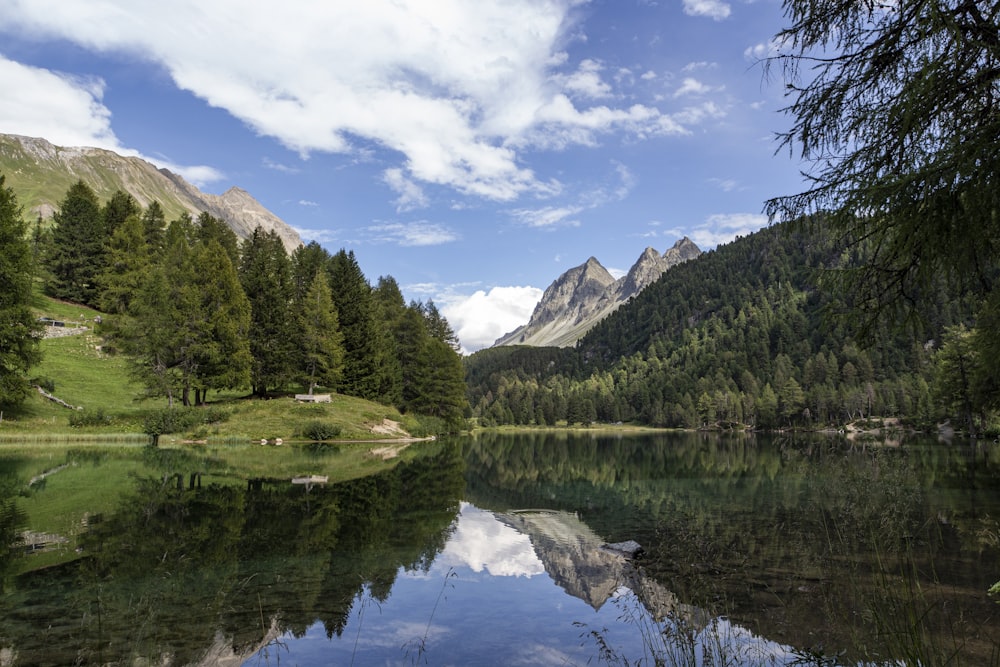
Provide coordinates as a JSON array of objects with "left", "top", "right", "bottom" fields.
[
  {"left": 0, "top": 441, "right": 464, "bottom": 665},
  {"left": 0, "top": 432, "right": 997, "bottom": 665},
  {"left": 463, "top": 431, "right": 1000, "bottom": 665}
]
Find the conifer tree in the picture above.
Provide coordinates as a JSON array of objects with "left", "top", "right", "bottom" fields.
[
  {"left": 291, "top": 241, "right": 331, "bottom": 301},
  {"left": 239, "top": 228, "right": 296, "bottom": 396},
  {"left": 141, "top": 201, "right": 167, "bottom": 253},
  {"left": 98, "top": 214, "right": 151, "bottom": 316},
  {"left": 47, "top": 180, "right": 104, "bottom": 305},
  {"left": 195, "top": 212, "right": 239, "bottom": 266},
  {"left": 189, "top": 239, "right": 253, "bottom": 402},
  {"left": 372, "top": 276, "right": 407, "bottom": 406},
  {"left": 297, "top": 271, "right": 344, "bottom": 395},
  {"left": 0, "top": 174, "right": 42, "bottom": 407},
  {"left": 123, "top": 251, "right": 185, "bottom": 407},
  {"left": 328, "top": 249, "right": 386, "bottom": 401},
  {"left": 102, "top": 190, "right": 140, "bottom": 240}
]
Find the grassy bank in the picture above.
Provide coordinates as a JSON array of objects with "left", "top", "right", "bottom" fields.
[{"left": 1, "top": 292, "right": 440, "bottom": 442}]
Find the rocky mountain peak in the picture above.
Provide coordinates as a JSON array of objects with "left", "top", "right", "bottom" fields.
[
  {"left": 494, "top": 238, "right": 702, "bottom": 348},
  {"left": 663, "top": 236, "right": 701, "bottom": 264}
]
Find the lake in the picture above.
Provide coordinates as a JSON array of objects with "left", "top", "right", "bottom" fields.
[{"left": 0, "top": 431, "right": 998, "bottom": 666}]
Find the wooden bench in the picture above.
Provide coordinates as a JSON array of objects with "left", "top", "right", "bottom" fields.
[{"left": 295, "top": 394, "right": 331, "bottom": 403}]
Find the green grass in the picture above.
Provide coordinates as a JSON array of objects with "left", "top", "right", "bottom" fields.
[{"left": 3, "top": 291, "right": 441, "bottom": 442}]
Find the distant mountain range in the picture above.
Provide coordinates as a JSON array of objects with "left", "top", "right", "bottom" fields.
[
  {"left": 0, "top": 133, "right": 301, "bottom": 252},
  {"left": 494, "top": 238, "right": 701, "bottom": 348}
]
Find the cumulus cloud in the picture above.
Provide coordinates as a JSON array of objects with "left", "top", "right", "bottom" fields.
[
  {"left": 438, "top": 504, "right": 544, "bottom": 577},
  {"left": 683, "top": 0, "right": 731, "bottom": 20},
  {"left": 555, "top": 58, "right": 613, "bottom": 99},
  {"left": 0, "top": 0, "right": 709, "bottom": 202},
  {"left": 0, "top": 53, "right": 222, "bottom": 185},
  {"left": 437, "top": 285, "right": 543, "bottom": 353},
  {"left": 0, "top": 55, "right": 118, "bottom": 149},
  {"left": 673, "top": 77, "right": 718, "bottom": 98},
  {"left": 689, "top": 212, "right": 768, "bottom": 248}
]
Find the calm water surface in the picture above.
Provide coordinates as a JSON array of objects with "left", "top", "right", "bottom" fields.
[{"left": 1, "top": 431, "right": 998, "bottom": 666}]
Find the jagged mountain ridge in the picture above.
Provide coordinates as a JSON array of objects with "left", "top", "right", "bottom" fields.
[
  {"left": 0, "top": 133, "right": 302, "bottom": 252},
  {"left": 494, "top": 237, "right": 701, "bottom": 348}
]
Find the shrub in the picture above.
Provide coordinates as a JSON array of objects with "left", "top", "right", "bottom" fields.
[
  {"left": 69, "top": 408, "right": 114, "bottom": 428},
  {"left": 142, "top": 407, "right": 231, "bottom": 443},
  {"left": 299, "top": 420, "right": 342, "bottom": 441}
]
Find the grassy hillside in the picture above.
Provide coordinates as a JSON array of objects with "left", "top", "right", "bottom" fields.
[
  {"left": 0, "top": 135, "right": 193, "bottom": 221},
  {"left": 2, "top": 291, "right": 431, "bottom": 443}
]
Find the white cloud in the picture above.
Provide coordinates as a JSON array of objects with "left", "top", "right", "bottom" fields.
[
  {"left": 364, "top": 221, "right": 458, "bottom": 247},
  {"left": 555, "top": 58, "right": 612, "bottom": 99},
  {"left": 682, "top": 61, "right": 717, "bottom": 72},
  {"left": 683, "top": 0, "right": 731, "bottom": 20},
  {"left": 383, "top": 167, "right": 429, "bottom": 212},
  {"left": 0, "top": 1, "right": 698, "bottom": 203},
  {"left": 744, "top": 37, "right": 788, "bottom": 61},
  {"left": 262, "top": 157, "right": 300, "bottom": 174},
  {"left": 672, "top": 101, "right": 726, "bottom": 126},
  {"left": 438, "top": 504, "right": 544, "bottom": 577},
  {"left": 0, "top": 54, "right": 222, "bottom": 186},
  {"left": 690, "top": 212, "right": 768, "bottom": 248},
  {"left": 511, "top": 159, "right": 635, "bottom": 230},
  {"left": 673, "top": 77, "right": 718, "bottom": 98},
  {"left": 437, "top": 285, "right": 543, "bottom": 353},
  {"left": 509, "top": 205, "right": 584, "bottom": 228},
  {"left": 0, "top": 55, "right": 118, "bottom": 150},
  {"left": 708, "top": 177, "right": 740, "bottom": 192}
]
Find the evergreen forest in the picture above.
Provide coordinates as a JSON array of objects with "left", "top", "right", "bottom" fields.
[
  {"left": 465, "top": 222, "right": 989, "bottom": 433},
  {"left": 0, "top": 176, "right": 467, "bottom": 432}
]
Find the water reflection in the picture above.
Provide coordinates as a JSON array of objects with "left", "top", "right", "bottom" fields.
[{"left": 0, "top": 432, "right": 997, "bottom": 665}]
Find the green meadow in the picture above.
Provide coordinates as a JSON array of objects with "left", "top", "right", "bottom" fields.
[
  {"left": 0, "top": 292, "right": 448, "bottom": 574},
  {"left": 3, "top": 291, "right": 435, "bottom": 442}
]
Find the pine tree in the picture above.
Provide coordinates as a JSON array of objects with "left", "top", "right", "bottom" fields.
[
  {"left": 102, "top": 190, "right": 140, "bottom": 240},
  {"left": 422, "top": 300, "right": 460, "bottom": 351},
  {"left": 189, "top": 239, "right": 253, "bottom": 402},
  {"left": 291, "top": 241, "right": 331, "bottom": 301},
  {"left": 297, "top": 271, "right": 344, "bottom": 394},
  {"left": 328, "top": 249, "right": 385, "bottom": 401},
  {"left": 98, "top": 214, "right": 151, "bottom": 316},
  {"left": 0, "top": 174, "right": 42, "bottom": 407},
  {"left": 123, "top": 259, "right": 185, "bottom": 407},
  {"left": 372, "top": 276, "right": 407, "bottom": 406},
  {"left": 195, "top": 212, "right": 239, "bottom": 266},
  {"left": 47, "top": 180, "right": 104, "bottom": 305},
  {"left": 141, "top": 201, "right": 167, "bottom": 253},
  {"left": 239, "top": 228, "right": 296, "bottom": 396}
]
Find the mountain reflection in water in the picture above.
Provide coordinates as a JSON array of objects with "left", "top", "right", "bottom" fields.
[{"left": 0, "top": 431, "right": 997, "bottom": 665}]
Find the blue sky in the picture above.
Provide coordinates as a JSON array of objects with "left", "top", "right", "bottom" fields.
[{"left": 0, "top": 0, "right": 804, "bottom": 352}]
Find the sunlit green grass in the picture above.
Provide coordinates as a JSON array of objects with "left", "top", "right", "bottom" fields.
[{"left": 3, "top": 291, "right": 436, "bottom": 442}]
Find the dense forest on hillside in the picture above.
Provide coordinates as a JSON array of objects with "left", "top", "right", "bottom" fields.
[
  {"left": 0, "top": 176, "right": 467, "bottom": 431},
  {"left": 465, "top": 223, "right": 983, "bottom": 432}
]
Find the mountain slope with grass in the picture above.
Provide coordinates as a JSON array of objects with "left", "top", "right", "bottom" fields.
[{"left": 0, "top": 133, "right": 301, "bottom": 252}]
